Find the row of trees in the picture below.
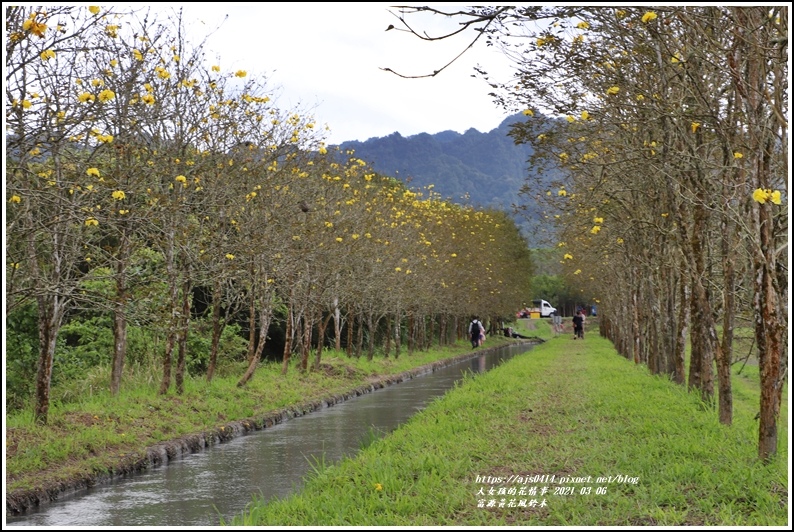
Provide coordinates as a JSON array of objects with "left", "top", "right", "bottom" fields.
[
  {"left": 418, "top": 5, "right": 786, "bottom": 461},
  {"left": 5, "top": 6, "right": 534, "bottom": 423}
]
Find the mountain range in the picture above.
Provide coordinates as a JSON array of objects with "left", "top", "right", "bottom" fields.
[{"left": 333, "top": 112, "right": 554, "bottom": 245}]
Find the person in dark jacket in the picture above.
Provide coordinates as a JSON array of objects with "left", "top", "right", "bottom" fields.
[
  {"left": 469, "top": 317, "right": 484, "bottom": 348},
  {"left": 572, "top": 311, "right": 584, "bottom": 339}
]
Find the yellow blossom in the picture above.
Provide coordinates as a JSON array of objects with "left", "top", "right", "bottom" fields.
[
  {"left": 566, "top": 115, "right": 575, "bottom": 123},
  {"left": 581, "top": 111, "right": 590, "bottom": 120},
  {"left": 212, "top": 65, "right": 221, "bottom": 72},
  {"left": 576, "top": 21, "right": 590, "bottom": 29},
  {"left": 564, "top": 253, "right": 573, "bottom": 260},
  {"left": 235, "top": 70, "right": 247, "bottom": 77},
  {"left": 111, "top": 190, "right": 126, "bottom": 200},
  {"left": 593, "top": 216, "right": 603, "bottom": 224},
  {"left": 574, "top": 269, "right": 582, "bottom": 275},
  {"left": 642, "top": 12, "right": 658, "bottom": 23},
  {"left": 590, "top": 225, "right": 601, "bottom": 234},
  {"left": 85, "top": 217, "right": 99, "bottom": 226},
  {"left": 110, "top": 59, "right": 118, "bottom": 67},
  {"left": 98, "top": 89, "right": 115, "bottom": 102},
  {"left": 40, "top": 49, "right": 55, "bottom": 61},
  {"left": 691, "top": 122, "right": 701, "bottom": 133},
  {"left": 133, "top": 49, "right": 143, "bottom": 61},
  {"left": 558, "top": 189, "right": 567, "bottom": 196},
  {"left": 636, "top": 94, "right": 645, "bottom": 101},
  {"left": 617, "top": 237, "right": 624, "bottom": 244},
  {"left": 753, "top": 188, "right": 782, "bottom": 205},
  {"left": 78, "top": 92, "right": 95, "bottom": 103},
  {"left": 89, "top": 6, "right": 100, "bottom": 15},
  {"left": 105, "top": 25, "right": 119, "bottom": 38},
  {"left": 523, "top": 109, "right": 534, "bottom": 116},
  {"left": 23, "top": 16, "right": 47, "bottom": 38},
  {"left": 9, "top": 195, "right": 22, "bottom": 203},
  {"left": 375, "top": 483, "right": 383, "bottom": 491},
  {"left": 86, "top": 168, "right": 100, "bottom": 178},
  {"left": 141, "top": 94, "right": 155, "bottom": 105},
  {"left": 733, "top": 152, "right": 743, "bottom": 159},
  {"left": 606, "top": 86, "right": 620, "bottom": 95}
]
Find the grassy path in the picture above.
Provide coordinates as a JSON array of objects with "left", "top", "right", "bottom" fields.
[{"left": 234, "top": 333, "right": 788, "bottom": 526}]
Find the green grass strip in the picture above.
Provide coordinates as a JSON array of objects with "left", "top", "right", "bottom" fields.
[{"left": 233, "top": 334, "right": 788, "bottom": 526}]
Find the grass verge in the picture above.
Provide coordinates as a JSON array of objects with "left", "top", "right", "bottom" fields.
[{"left": 232, "top": 332, "right": 788, "bottom": 526}]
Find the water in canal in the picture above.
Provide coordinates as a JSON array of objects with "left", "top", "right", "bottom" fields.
[{"left": 7, "top": 343, "right": 535, "bottom": 527}]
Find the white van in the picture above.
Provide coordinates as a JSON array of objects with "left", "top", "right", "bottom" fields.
[{"left": 532, "top": 299, "right": 557, "bottom": 318}]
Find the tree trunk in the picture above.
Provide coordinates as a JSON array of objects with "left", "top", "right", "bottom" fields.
[
  {"left": 34, "top": 295, "right": 63, "bottom": 424},
  {"left": 314, "top": 312, "right": 333, "bottom": 371},
  {"left": 673, "top": 268, "right": 689, "bottom": 386},
  {"left": 206, "top": 277, "right": 224, "bottom": 382},
  {"left": 407, "top": 312, "right": 415, "bottom": 355},
  {"left": 281, "top": 303, "right": 294, "bottom": 375},
  {"left": 717, "top": 194, "right": 736, "bottom": 425},
  {"left": 246, "top": 287, "right": 257, "bottom": 364},
  {"left": 383, "top": 313, "right": 392, "bottom": 358},
  {"left": 346, "top": 307, "right": 354, "bottom": 357},
  {"left": 632, "top": 279, "right": 640, "bottom": 364},
  {"left": 238, "top": 305, "right": 272, "bottom": 387},
  {"left": 175, "top": 277, "right": 191, "bottom": 395},
  {"left": 300, "top": 312, "right": 313, "bottom": 372},
  {"left": 333, "top": 296, "right": 342, "bottom": 351},
  {"left": 110, "top": 230, "right": 129, "bottom": 396},
  {"left": 159, "top": 229, "right": 178, "bottom": 395},
  {"left": 687, "top": 288, "right": 702, "bottom": 394},
  {"left": 394, "top": 310, "right": 401, "bottom": 359},
  {"left": 366, "top": 310, "right": 375, "bottom": 361},
  {"left": 355, "top": 311, "right": 364, "bottom": 358}
]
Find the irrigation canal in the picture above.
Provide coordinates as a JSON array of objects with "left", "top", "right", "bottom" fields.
[{"left": 8, "top": 342, "right": 536, "bottom": 526}]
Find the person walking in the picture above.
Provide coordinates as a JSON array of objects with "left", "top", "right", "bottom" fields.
[
  {"left": 572, "top": 310, "right": 584, "bottom": 340},
  {"left": 469, "top": 316, "right": 484, "bottom": 349}
]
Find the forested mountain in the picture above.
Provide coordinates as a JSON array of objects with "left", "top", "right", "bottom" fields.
[{"left": 334, "top": 113, "right": 553, "bottom": 242}]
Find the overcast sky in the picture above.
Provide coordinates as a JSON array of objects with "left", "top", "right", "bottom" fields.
[{"left": 171, "top": 3, "right": 517, "bottom": 145}]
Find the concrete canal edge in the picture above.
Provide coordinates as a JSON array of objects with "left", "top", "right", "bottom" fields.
[{"left": 6, "top": 339, "right": 542, "bottom": 515}]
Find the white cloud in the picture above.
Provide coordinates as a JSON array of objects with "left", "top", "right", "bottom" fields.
[{"left": 176, "top": 3, "right": 516, "bottom": 144}]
